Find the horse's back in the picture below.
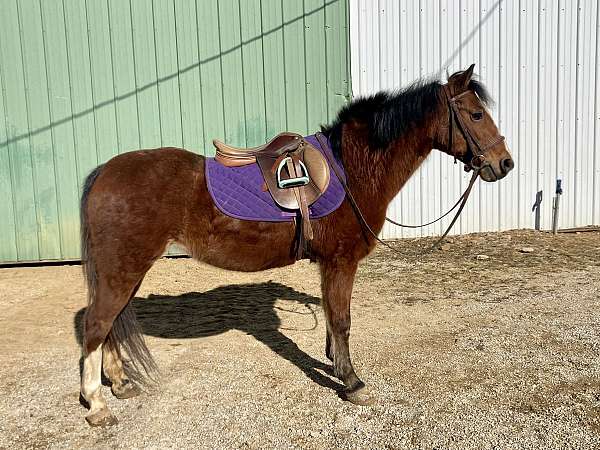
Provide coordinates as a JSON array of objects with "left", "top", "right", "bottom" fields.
[
  {"left": 96, "top": 147, "right": 204, "bottom": 193},
  {"left": 84, "top": 147, "right": 298, "bottom": 271}
]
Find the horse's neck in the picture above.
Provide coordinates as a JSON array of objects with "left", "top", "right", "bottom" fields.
[{"left": 342, "top": 128, "right": 432, "bottom": 226}]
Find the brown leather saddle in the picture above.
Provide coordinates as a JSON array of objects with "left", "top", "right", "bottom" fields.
[{"left": 214, "top": 132, "right": 330, "bottom": 259}]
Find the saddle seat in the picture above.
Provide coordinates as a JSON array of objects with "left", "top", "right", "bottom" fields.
[
  {"left": 213, "top": 132, "right": 331, "bottom": 259},
  {"left": 213, "top": 132, "right": 302, "bottom": 166}
]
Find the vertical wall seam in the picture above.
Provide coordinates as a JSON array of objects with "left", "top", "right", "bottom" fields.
[
  {"left": 356, "top": 0, "right": 361, "bottom": 94},
  {"left": 418, "top": 0, "right": 424, "bottom": 234},
  {"left": 324, "top": 0, "right": 330, "bottom": 122},
  {"left": 280, "top": 0, "right": 289, "bottom": 130},
  {"left": 438, "top": 0, "right": 443, "bottom": 235},
  {"left": 497, "top": 0, "right": 502, "bottom": 230},
  {"left": 16, "top": 0, "right": 42, "bottom": 259},
  {"left": 173, "top": 0, "right": 185, "bottom": 148},
  {"left": 129, "top": 0, "right": 143, "bottom": 148},
  {"left": 573, "top": 0, "right": 581, "bottom": 224},
  {"left": 61, "top": 0, "right": 81, "bottom": 193},
  {"left": 194, "top": 0, "right": 207, "bottom": 152},
  {"left": 39, "top": 0, "right": 65, "bottom": 258},
  {"left": 216, "top": 0, "right": 227, "bottom": 139},
  {"left": 377, "top": 0, "right": 382, "bottom": 89},
  {"left": 477, "top": 0, "right": 482, "bottom": 232},
  {"left": 150, "top": 0, "right": 164, "bottom": 146},
  {"left": 398, "top": 0, "right": 403, "bottom": 235},
  {"left": 458, "top": 0, "right": 463, "bottom": 233},
  {"left": 593, "top": 0, "right": 599, "bottom": 222},
  {"left": 536, "top": 0, "right": 542, "bottom": 192},
  {"left": 302, "top": 0, "right": 310, "bottom": 135},
  {"left": 516, "top": 0, "right": 522, "bottom": 228},
  {"left": 237, "top": 0, "right": 248, "bottom": 145},
  {"left": 345, "top": 0, "right": 352, "bottom": 102},
  {"left": 83, "top": 0, "right": 100, "bottom": 166},
  {"left": 259, "top": 0, "right": 268, "bottom": 140},
  {"left": 106, "top": 0, "right": 121, "bottom": 151},
  {"left": 554, "top": 1, "right": 561, "bottom": 194},
  {"left": 0, "top": 26, "right": 20, "bottom": 259}
]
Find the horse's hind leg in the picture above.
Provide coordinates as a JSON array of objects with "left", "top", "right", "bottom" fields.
[
  {"left": 102, "top": 281, "right": 144, "bottom": 399},
  {"left": 81, "top": 275, "right": 142, "bottom": 426},
  {"left": 320, "top": 259, "right": 376, "bottom": 406},
  {"left": 81, "top": 342, "right": 114, "bottom": 427}
]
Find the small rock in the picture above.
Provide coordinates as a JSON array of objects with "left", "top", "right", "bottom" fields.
[
  {"left": 439, "top": 243, "right": 452, "bottom": 251},
  {"left": 520, "top": 247, "right": 534, "bottom": 253},
  {"left": 475, "top": 254, "right": 490, "bottom": 260}
]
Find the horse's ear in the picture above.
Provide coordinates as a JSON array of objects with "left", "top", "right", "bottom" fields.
[{"left": 449, "top": 63, "right": 475, "bottom": 90}]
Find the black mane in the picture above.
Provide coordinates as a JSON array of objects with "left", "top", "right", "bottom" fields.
[{"left": 321, "top": 74, "right": 492, "bottom": 156}]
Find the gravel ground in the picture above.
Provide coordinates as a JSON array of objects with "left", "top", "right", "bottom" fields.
[{"left": 0, "top": 229, "right": 599, "bottom": 449}]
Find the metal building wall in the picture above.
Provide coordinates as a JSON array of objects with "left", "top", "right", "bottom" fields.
[
  {"left": 350, "top": 0, "right": 600, "bottom": 238},
  {"left": 0, "top": 0, "right": 350, "bottom": 263}
]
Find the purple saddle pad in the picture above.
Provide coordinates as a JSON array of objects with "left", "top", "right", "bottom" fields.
[{"left": 205, "top": 134, "right": 346, "bottom": 222}]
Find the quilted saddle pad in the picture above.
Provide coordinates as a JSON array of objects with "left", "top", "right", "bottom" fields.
[{"left": 205, "top": 134, "right": 346, "bottom": 222}]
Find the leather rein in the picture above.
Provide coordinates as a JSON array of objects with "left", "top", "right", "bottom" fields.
[{"left": 315, "top": 84, "right": 506, "bottom": 256}]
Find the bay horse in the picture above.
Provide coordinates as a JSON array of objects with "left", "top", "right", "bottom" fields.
[{"left": 79, "top": 65, "right": 513, "bottom": 426}]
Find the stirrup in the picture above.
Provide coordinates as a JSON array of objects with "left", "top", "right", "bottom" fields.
[{"left": 276, "top": 157, "right": 310, "bottom": 189}]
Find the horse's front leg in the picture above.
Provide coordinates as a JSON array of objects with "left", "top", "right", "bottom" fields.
[{"left": 320, "top": 260, "right": 375, "bottom": 405}]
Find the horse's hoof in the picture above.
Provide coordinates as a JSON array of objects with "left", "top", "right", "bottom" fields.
[
  {"left": 344, "top": 385, "right": 376, "bottom": 406},
  {"left": 86, "top": 408, "right": 118, "bottom": 427},
  {"left": 112, "top": 380, "right": 141, "bottom": 399}
]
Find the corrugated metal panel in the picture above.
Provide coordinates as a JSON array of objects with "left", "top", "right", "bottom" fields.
[
  {"left": 0, "top": 0, "right": 350, "bottom": 263},
  {"left": 351, "top": 0, "right": 600, "bottom": 238}
]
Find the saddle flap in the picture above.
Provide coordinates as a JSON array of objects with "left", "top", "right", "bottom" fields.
[{"left": 256, "top": 143, "right": 330, "bottom": 210}]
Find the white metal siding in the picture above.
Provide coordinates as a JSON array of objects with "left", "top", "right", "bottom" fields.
[{"left": 350, "top": 0, "right": 600, "bottom": 238}]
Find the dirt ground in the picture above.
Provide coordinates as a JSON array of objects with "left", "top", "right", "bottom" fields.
[{"left": 0, "top": 229, "right": 599, "bottom": 449}]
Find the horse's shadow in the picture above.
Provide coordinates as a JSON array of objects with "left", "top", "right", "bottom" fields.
[{"left": 74, "top": 281, "right": 342, "bottom": 392}]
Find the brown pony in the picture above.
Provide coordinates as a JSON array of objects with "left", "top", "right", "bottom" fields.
[{"left": 79, "top": 65, "right": 513, "bottom": 426}]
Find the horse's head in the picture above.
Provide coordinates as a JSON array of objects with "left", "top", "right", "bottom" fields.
[{"left": 435, "top": 64, "right": 514, "bottom": 182}]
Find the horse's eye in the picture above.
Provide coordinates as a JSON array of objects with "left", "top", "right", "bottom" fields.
[{"left": 471, "top": 111, "right": 484, "bottom": 121}]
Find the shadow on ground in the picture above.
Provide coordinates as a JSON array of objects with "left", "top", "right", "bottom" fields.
[{"left": 74, "top": 282, "right": 341, "bottom": 391}]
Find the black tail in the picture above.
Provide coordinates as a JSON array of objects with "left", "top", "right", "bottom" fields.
[
  {"left": 80, "top": 164, "right": 158, "bottom": 385},
  {"left": 80, "top": 164, "right": 105, "bottom": 305},
  {"left": 105, "top": 304, "right": 159, "bottom": 385}
]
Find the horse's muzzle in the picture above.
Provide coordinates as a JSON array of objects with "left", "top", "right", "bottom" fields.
[{"left": 479, "top": 157, "right": 514, "bottom": 182}]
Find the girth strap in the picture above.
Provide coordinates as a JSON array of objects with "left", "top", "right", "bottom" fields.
[{"left": 287, "top": 154, "right": 313, "bottom": 260}]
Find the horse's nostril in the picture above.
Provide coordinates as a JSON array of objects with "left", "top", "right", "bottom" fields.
[{"left": 500, "top": 158, "right": 514, "bottom": 173}]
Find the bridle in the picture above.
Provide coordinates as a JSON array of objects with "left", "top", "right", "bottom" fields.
[
  {"left": 442, "top": 84, "right": 505, "bottom": 175},
  {"left": 315, "top": 83, "right": 506, "bottom": 256}
]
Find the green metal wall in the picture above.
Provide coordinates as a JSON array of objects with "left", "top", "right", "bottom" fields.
[{"left": 0, "top": 0, "right": 350, "bottom": 264}]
